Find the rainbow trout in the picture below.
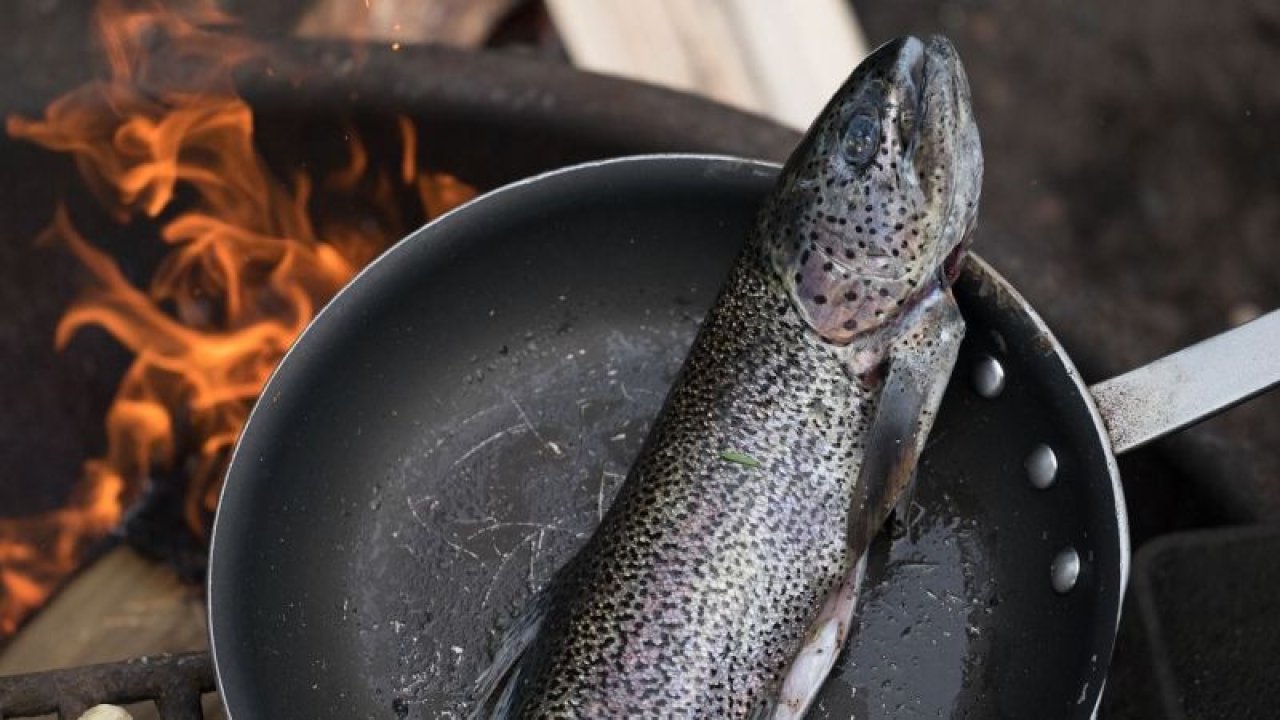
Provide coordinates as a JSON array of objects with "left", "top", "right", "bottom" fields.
[{"left": 475, "top": 35, "right": 983, "bottom": 718}]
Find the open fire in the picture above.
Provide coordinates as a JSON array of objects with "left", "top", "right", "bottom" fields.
[{"left": 0, "top": 0, "right": 475, "bottom": 638}]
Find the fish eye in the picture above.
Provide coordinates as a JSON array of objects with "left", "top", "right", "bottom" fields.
[{"left": 842, "top": 113, "right": 880, "bottom": 168}]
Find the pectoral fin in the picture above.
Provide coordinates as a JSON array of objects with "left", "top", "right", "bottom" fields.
[
  {"left": 470, "top": 591, "right": 548, "bottom": 719},
  {"left": 847, "top": 291, "right": 964, "bottom": 558}
]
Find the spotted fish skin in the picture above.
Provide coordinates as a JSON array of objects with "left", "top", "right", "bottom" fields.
[{"left": 480, "top": 35, "right": 982, "bottom": 718}]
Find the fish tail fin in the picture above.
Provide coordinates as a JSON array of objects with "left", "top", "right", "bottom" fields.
[
  {"left": 770, "top": 553, "right": 868, "bottom": 720},
  {"left": 470, "top": 591, "right": 548, "bottom": 719}
]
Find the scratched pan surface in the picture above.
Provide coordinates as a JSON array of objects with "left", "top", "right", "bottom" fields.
[{"left": 209, "top": 156, "right": 1125, "bottom": 719}]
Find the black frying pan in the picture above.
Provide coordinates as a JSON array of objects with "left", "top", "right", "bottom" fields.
[{"left": 208, "top": 155, "right": 1280, "bottom": 719}]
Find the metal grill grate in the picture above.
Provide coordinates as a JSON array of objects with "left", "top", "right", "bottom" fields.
[{"left": 0, "top": 652, "right": 214, "bottom": 720}]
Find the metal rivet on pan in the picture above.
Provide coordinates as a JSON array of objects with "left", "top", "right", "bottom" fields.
[
  {"left": 971, "top": 355, "right": 1006, "bottom": 398},
  {"left": 1025, "top": 444, "right": 1059, "bottom": 489},
  {"left": 1051, "top": 547, "right": 1081, "bottom": 594}
]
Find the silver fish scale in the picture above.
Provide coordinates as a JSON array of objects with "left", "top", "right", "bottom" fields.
[{"left": 512, "top": 246, "right": 876, "bottom": 717}]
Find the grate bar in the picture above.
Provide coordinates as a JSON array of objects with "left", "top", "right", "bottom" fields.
[{"left": 0, "top": 652, "right": 214, "bottom": 720}]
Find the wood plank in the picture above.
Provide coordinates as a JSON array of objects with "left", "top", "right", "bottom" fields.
[
  {"left": 0, "top": 547, "right": 208, "bottom": 676},
  {"left": 0, "top": 546, "right": 220, "bottom": 720},
  {"left": 545, "top": 0, "right": 869, "bottom": 129}
]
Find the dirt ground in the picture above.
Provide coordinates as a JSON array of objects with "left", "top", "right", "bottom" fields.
[{"left": 857, "top": 0, "right": 1280, "bottom": 525}]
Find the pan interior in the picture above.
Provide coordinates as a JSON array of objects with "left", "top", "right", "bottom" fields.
[{"left": 209, "top": 156, "right": 1124, "bottom": 719}]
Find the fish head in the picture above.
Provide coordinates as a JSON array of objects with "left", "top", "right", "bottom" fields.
[{"left": 766, "top": 35, "right": 983, "bottom": 344}]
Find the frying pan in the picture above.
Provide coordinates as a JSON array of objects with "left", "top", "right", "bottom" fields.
[{"left": 208, "top": 155, "right": 1280, "bottom": 719}]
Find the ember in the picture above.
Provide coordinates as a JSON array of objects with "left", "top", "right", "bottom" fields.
[{"left": 0, "top": 0, "right": 474, "bottom": 638}]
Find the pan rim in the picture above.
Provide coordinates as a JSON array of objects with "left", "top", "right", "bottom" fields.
[{"left": 207, "top": 153, "right": 1130, "bottom": 718}]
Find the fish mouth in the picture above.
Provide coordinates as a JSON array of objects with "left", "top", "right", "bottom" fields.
[
  {"left": 906, "top": 36, "right": 965, "bottom": 158},
  {"left": 875, "top": 35, "right": 935, "bottom": 158},
  {"left": 913, "top": 35, "right": 981, "bottom": 288},
  {"left": 901, "top": 36, "right": 928, "bottom": 121}
]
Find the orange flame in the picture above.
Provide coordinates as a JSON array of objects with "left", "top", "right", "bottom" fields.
[{"left": 0, "top": 0, "right": 475, "bottom": 637}]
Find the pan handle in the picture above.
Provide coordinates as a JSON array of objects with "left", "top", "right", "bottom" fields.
[{"left": 1088, "top": 309, "right": 1280, "bottom": 454}]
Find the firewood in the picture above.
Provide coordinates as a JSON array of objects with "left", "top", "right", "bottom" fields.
[
  {"left": 0, "top": 546, "right": 207, "bottom": 675},
  {"left": 545, "top": 0, "right": 869, "bottom": 129}
]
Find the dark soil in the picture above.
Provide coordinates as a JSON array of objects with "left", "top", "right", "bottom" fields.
[{"left": 858, "top": 0, "right": 1280, "bottom": 526}]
